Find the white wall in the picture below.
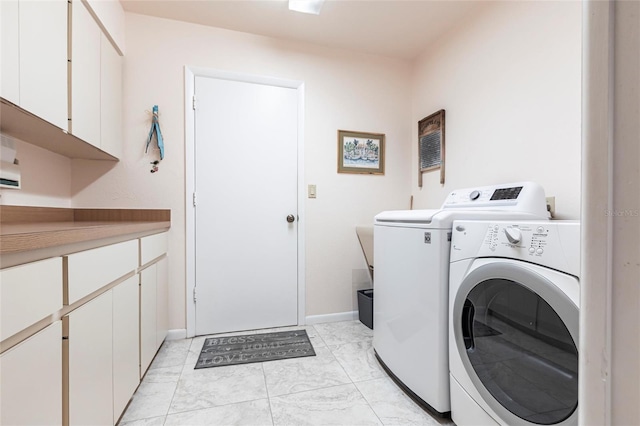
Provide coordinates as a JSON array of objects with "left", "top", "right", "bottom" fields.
[
  {"left": 3, "top": 2, "right": 582, "bottom": 331},
  {"left": 0, "top": 138, "right": 71, "bottom": 207},
  {"left": 71, "top": 13, "right": 413, "bottom": 328},
  {"left": 411, "top": 1, "right": 582, "bottom": 219}
]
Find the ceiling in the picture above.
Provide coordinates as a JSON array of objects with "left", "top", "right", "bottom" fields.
[{"left": 120, "top": 0, "right": 488, "bottom": 60}]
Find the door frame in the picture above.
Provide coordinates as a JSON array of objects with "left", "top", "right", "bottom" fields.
[{"left": 184, "top": 66, "right": 306, "bottom": 338}]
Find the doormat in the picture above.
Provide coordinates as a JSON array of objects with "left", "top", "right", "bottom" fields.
[{"left": 195, "top": 330, "right": 316, "bottom": 369}]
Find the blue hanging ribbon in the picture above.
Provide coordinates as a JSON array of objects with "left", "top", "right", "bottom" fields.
[{"left": 146, "top": 105, "right": 165, "bottom": 160}]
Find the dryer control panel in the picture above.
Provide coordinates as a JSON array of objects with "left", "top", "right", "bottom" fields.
[
  {"left": 483, "top": 222, "right": 551, "bottom": 255},
  {"left": 451, "top": 220, "right": 580, "bottom": 276}
]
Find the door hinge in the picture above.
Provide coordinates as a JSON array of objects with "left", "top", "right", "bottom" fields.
[
  {"left": 193, "top": 287, "right": 197, "bottom": 303},
  {"left": 192, "top": 95, "right": 197, "bottom": 110},
  {"left": 192, "top": 192, "right": 197, "bottom": 207}
]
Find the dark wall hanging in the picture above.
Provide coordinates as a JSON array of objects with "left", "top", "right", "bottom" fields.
[{"left": 418, "top": 109, "right": 445, "bottom": 186}]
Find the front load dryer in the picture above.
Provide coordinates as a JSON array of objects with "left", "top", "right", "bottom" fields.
[
  {"left": 449, "top": 220, "right": 580, "bottom": 426},
  {"left": 373, "top": 182, "right": 550, "bottom": 416}
]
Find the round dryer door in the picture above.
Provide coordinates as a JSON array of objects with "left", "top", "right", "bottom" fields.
[{"left": 453, "top": 261, "right": 579, "bottom": 425}]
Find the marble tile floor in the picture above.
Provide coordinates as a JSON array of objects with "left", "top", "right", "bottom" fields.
[{"left": 118, "top": 320, "right": 455, "bottom": 426}]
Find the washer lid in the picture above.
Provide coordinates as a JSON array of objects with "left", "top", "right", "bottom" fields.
[
  {"left": 375, "top": 181, "right": 550, "bottom": 227},
  {"left": 375, "top": 209, "right": 551, "bottom": 228},
  {"left": 374, "top": 209, "right": 440, "bottom": 224}
]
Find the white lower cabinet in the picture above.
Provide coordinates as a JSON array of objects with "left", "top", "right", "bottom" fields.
[
  {"left": 0, "top": 321, "right": 62, "bottom": 426},
  {"left": 156, "top": 256, "right": 169, "bottom": 348},
  {"left": 140, "top": 232, "right": 168, "bottom": 266},
  {"left": 139, "top": 233, "right": 169, "bottom": 378},
  {"left": 140, "top": 255, "right": 169, "bottom": 377},
  {"left": 67, "top": 291, "right": 114, "bottom": 426},
  {"left": 0, "top": 257, "right": 62, "bottom": 341},
  {"left": 0, "top": 233, "right": 169, "bottom": 426},
  {"left": 67, "top": 275, "right": 141, "bottom": 425},
  {"left": 66, "top": 239, "right": 137, "bottom": 305},
  {"left": 112, "top": 275, "right": 140, "bottom": 421},
  {"left": 140, "top": 264, "right": 157, "bottom": 377}
]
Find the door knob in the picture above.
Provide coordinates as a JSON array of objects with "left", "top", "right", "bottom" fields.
[{"left": 286, "top": 214, "right": 296, "bottom": 223}]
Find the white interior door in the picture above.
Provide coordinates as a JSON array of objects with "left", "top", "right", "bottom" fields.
[{"left": 194, "top": 76, "right": 298, "bottom": 335}]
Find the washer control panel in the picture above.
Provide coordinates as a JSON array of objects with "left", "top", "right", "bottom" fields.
[
  {"left": 440, "top": 182, "right": 550, "bottom": 219},
  {"left": 444, "top": 185, "right": 524, "bottom": 206}
]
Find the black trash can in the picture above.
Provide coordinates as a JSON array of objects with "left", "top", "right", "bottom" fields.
[{"left": 357, "top": 289, "right": 374, "bottom": 329}]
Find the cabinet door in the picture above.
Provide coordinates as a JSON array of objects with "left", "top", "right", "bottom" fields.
[
  {"left": 0, "top": 0, "right": 19, "bottom": 104},
  {"left": 112, "top": 276, "right": 140, "bottom": 421},
  {"left": 19, "top": 0, "right": 67, "bottom": 130},
  {"left": 71, "top": 0, "right": 101, "bottom": 146},
  {"left": 156, "top": 256, "right": 169, "bottom": 348},
  {"left": 0, "top": 321, "right": 62, "bottom": 426},
  {"left": 140, "top": 264, "right": 157, "bottom": 377},
  {"left": 68, "top": 291, "right": 113, "bottom": 426},
  {"left": 100, "top": 33, "right": 123, "bottom": 158}
]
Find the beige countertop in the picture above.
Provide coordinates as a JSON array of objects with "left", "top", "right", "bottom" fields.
[{"left": 0, "top": 206, "right": 171, "bottom": 267}]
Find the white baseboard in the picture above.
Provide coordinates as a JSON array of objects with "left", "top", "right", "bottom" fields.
[
  {"left": 169, "top": 312, "right": 358, "bottom": 339},
  {"left": 305, "top": 311, "right": 358, "bottom": 325},
  {"left": 166, "top": 329, "right": 187, "bottom": 340}
]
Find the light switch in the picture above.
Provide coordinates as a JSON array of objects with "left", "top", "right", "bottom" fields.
[{"left": 308, "top": 184, "right": 317, "bottom": 199}]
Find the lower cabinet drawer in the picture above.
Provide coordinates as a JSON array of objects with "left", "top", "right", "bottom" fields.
[
  {"left": 1, "top": 257, "right": 62, "bottom": 341},
  {"left": 66, "top": 240, "right": 137, "bottom": 305},
  {"left": 140, "top": 232, "right": 168, "bottom": 266}
]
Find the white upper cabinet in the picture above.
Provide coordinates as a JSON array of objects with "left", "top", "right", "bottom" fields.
[
  {"left": 85, "top": 0, "right": 126, "bottom": 55},
  {"left": 0, "top": 1, "right": 20, "bottom": 105},
  {"left": 100, "top": 34, "right": 123, "bottom": 158},
  {"left": 18, "top": 0, "right": 68, "bottom": 130},
  {"left": 71, "top": 0, "right": 101, "bottom": 147},
  {"left": 0, "top": 0, "right": 124, "bottom": 161},
  {"left": 71, "top": 0, "right": 123, "bottom": 156}
]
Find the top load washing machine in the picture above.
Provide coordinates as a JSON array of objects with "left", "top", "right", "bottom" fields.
[
  {"left": 448, "top": 220, "right": 580, "bottom": 426},
  {"left": 373, "top": 182, "right": 550, "bottom": 416}
]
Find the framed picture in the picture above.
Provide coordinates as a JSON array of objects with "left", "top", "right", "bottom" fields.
[
  {"left": 418, "top": 109, "right": 445, "bottom": 186},
  {"left": 337, "top": 130, "right": 385, "bottom": 175}
]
